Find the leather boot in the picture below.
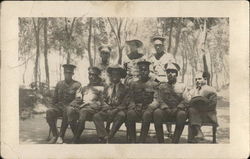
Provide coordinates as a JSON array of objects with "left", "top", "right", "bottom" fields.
[
  {"left": 154, "top": 123, "right": 164, "bottom": 143},
  {"left": 139, "top": 122, "right": 150, "bottom": 143}
]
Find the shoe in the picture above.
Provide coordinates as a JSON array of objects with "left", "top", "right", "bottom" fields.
[
  {"left": 56, "top": 137, "right": 64, "bottom": 144},
  {"left": 48, "top": 137, "right": 57, "bottom": 144},
  {"left": 98, "top": 136, "right": 109, "bottom": 144}
]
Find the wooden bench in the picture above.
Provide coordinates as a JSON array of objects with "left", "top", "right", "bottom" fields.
[{"left": 47, "top": 118, "right": 217, "bottom": 143}]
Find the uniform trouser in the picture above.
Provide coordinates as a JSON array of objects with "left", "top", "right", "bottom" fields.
[
  {"left": 93, "top": 110, "right": 126, "bottom": 139},
  {"left": 126, "top": 109, "right": 153, "bottom": 143},
  {"left": 153, "top": 108, "right": 187, "bottom": 143},
  {"left": 188, "top": 107, "right": 218, "bottom": 138},
  {"left": 73, "top": 108, "right": 98, "bottom": 141},
  {"left": 46, "top": 106, "right": 78, "bottom": 138}
]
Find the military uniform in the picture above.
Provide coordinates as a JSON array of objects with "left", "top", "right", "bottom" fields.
[
  {"left": 149, "top": 52, "right": 175, "bottom": 82},
  {"left": 123, "top": 39, "right": 144, "bottom": 86},
  {"left": 46, "top": 64, "right": 81, "bottom": 144},
  {"left": 71, "top": 67, "right": 107, "bottom": 143},
  {"left": 126, "top": 61, "right": 159, "bottom": 143},
  {"left": 153, "top": 63, "right": 188, "bottom": 143}
]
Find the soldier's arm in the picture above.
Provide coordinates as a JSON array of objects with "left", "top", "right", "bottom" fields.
[
  {"left": 177, "top": 85, "right": 189, "bottom": 110},
  {"left": 99, "top": 87, "right": 110, "bottom": 111},
  {"left": 117, "top": 86, "right": 130, "bottom": 111},
  {"left": 52, "top": 82, "right": 60, "bottom": 106},
  {"left": 157, "top": 85, "right": 170, "bottom": 110}
]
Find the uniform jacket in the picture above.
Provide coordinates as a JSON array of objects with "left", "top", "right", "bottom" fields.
[
  {"left": 52, "top": 80, "right": 81, "bottom": 108},
  {"left": 156, "top": 82, "right": 188, "bottom": 110},
  {"left": 127, "top": 77, "right": 159, "bottom": 112},
  {"left": 103, "top": 82, "right": 129, "bottom": 111}
]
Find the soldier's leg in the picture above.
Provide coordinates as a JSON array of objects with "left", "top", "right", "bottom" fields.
[
  {"left": 46, "top": 108, "right": 61, "bottom": 144},
  {"left": 153, "top": 108, "right": 165, "bottom": 143},
  {"left": 126, "top": 110, "right": 138, "bottom": 143},
  {"left": 67, "top": 107, "right": 79, "bottom": 135},
  {"left": 109, "top": 111, "right": 126, "bottom": 140},
  {"left": 188, "top": 107, "right": 203, "bottom": 142},
  {"left": 92, "top": 111, "right": 108, "bottom": 142},
  {"left": 72, "top": 109, "right": 91, "bottom": 143},
  {"left": 172, "top": 110, "right": 187, "bottom": 143},
  {"left": 139, "top": 110, "right": 153, "bottom": 143}
]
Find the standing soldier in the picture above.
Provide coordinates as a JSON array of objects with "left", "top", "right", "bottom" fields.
[
  {"left": 123, "top": 39, "right": 144, "bottom": 87},
  {"left": 126, "top": 60, "right": 159, "bottom": 143},
  {"left": 71, "top": 67, "right": 107, "bottom": 143},
  {"left": 97, "top": 44, "right": 112, "bottom": 84},
  {"left": 153, "top": 62, "right": 188, "bottom": 143},
  {"left": 46, "top": 64, "right": 81, "bottom": 144},
  {"left": 92, "top": 64, "right": 128, "bottom": 142},
  {"left": 187, "top": 72, "right": 218, "bottom": 143},
  {"left": 149, "top": 36, "right": 176, "bottom": 136}
]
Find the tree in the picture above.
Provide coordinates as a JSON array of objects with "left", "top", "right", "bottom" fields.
[
  {"left": 87, "top": 17, "right": 93, "bottom": 67},
  {"left": 32, "top": 18, "right": 43, "bottom": 89},
  {"left": 43, "top": 18, "right": 50, "bottom": 89}
]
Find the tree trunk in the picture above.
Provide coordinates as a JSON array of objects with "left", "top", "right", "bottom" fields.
[
  {"left": 32, "top": 18, "right": 40, "bottom": 90},
  {"left": 59, "top": 45, "right": 62, "bottom": 81},
  {"left": 88, "top": 17, "right": 93, "bottom": 67},
  {"left": 118, "top": 48, "right": 123, "bottom": 65},
  {"left": 93, "top": 27, "right": 97, "bottom": 66},
  {"left": 43, "top": 18, "right": 50, "bottom": 89},
  {"left": 173, "top": 18, "right": 182, "bottom": 58},
  {"left": 167, "top": 18, "right": 174, "bottom": 52}
]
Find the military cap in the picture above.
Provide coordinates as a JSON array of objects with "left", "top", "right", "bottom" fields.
[
  {"left": 137, "top": 60, "right": 151, "bottom": 68},
  {"left": 98, "top": 44, "right": 112, "bottom": 53},
  {"left": 151, "top": 36, "right": 166, "bottom": 44},
  {"left": 107, "top": 64, "right": 127, "bottom": 78},
  {"left": 164, "top": 62, "right": 180, "bottom": 71},
  {"left": 62, "top": 64, "right": 76, "bottom": 73},
  {"left": 125, "top": 39, "right": 143, "bottom": 48},
  {"left": 88, "top": 66, "right": 101, "bottom": 76}
]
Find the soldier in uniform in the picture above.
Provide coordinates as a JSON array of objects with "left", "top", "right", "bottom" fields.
[
  {"left": 148, "top": 36, "right": 176, "bottom": 136},
  {"left": 46, "top": 64, "right": 81, "bottom": 144},
  {"left": 153, "top": 62, "right": 188, "bottom": 143},
  {"left": 97, "top": 44, "right": 112, "bottom": 84},
  {"left": 126, "top": 60, "right": 159, "bottom": 143},
  {"left": 187, "top": 72, "right": 218, "bottom": 143},
  {"left": 123, "top": 39, "right": 144, "bottom": 87},
  {"left": 92, "top": 64, "right": 128, "bottom": 142},
  {"left": 70, "top": 67, "right": 107, "bottom": 143}
]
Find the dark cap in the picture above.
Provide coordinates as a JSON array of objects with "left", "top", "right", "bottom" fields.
[
  {"left": 126, "top": 39, "right": 143, "bottom": 48},
  {"left": 88, "top": 66, "right": 101, "bottom": 76},
  {"left": 98, "top": 44, "right": 112, "bottom": 53},
  {"left": 62, "top": 64, "right": 76, "bottom": 73},
  {"left": 151, "top": 36, "right": 166, "bottom": 44},
  {"left": 107, "top": 64, "right": 127, "bottom": 78},
  {"left": 164, "top": 62, "right": 180, "bottom": 71},
  {"left": 137, "top": 60, "right": 151, "bottom": 69}
]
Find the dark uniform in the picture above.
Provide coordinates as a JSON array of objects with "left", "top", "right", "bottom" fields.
[
  {"left": 153, "top": 63, "right": 188, "bottom": 143},
  {"left": 126, "top": 61, "right": 159, "bottom": 143},
  {"left": 71, "top": 67, "right": 107, "bottom": 143},
  {"left": 46, "top": 64, "right": 81, "bottom": 144}
]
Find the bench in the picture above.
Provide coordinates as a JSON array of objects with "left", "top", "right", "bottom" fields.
[{"left": 47, "top": 118, "right": 217, "bottom": 143}]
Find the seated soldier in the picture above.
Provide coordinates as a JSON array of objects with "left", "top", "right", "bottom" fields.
[
  {"left": 153, "top": 62, "right": 188, "bottom": 143},
  {"left": 46, "top": 64, "right": 81, "bottom": 144},
  {"left": 70, "top": 67, "right": 106, "bottom": 144},
  {"left": 126, "top": 60, "right": 159, "bottom": 143},
  {"left": 92, "top": 64, "right": 128, "bottom": 142},
  {"left": 187, "top": 72, "right": 218, "bottom": 143}
]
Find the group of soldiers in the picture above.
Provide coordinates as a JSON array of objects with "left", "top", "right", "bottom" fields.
[{"left": 46, "top": 36, "right": 218, "bottom": 144}]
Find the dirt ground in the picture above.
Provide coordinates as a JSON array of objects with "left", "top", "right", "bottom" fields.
[{"left": 19, "top": 105, "right": 229, "bottom": 144}]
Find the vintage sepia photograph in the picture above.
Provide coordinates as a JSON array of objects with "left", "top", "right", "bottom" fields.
[{"left": 18, "top": 17, "right": 230, "bottom": 144}]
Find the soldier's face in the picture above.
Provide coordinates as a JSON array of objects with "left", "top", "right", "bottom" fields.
[
  {"left": 166, "top": 69, "right": 177, "bottom": 84},
  {"left": 139, "top": 66, "right": 150, "bottom": 79},
  {"left": 100, "top": 52, "right": 110, "bottom": 62},
  {"left": 64, "top": 72, "right": 73, "bottom": 82},
  {"left": 129, "top": 44, "right": 138, "bottom": 52},
  {"left": 154, "top": 44, "right": 164, "bottom": 53},
  {"left": 89, "top": 73, "right": 98, "bottom": 82},
  {"left": 110, "top": 71, "right": 122, "bottom": 84}
]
